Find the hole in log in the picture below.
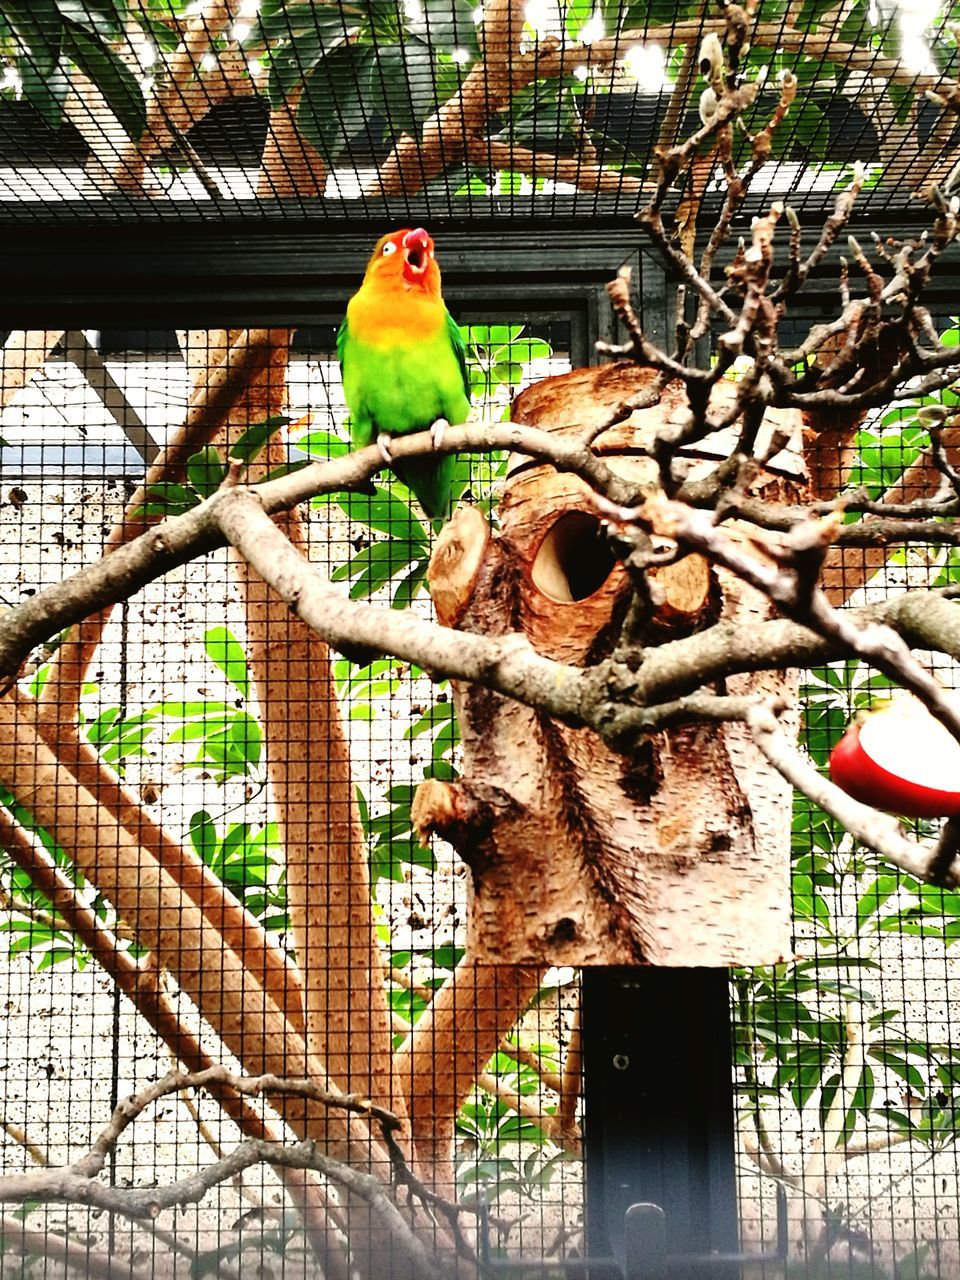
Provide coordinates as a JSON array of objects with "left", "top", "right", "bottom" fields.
[{"left": 531, "top": 511, "right": 618, "bottom": 603}]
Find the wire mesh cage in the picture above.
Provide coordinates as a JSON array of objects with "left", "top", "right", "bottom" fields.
[
  {"left": 5, "top": 1, "right": 960, "bottom": 1278},
  {"left": 0, "top": 284, "right": 959, "bottom": 1280},
  {"left": 0, "top": 320, "right": 594, "bottom": 1278},
  {"left": 1, "top": 0, "right": 960, "bottom": 221}
]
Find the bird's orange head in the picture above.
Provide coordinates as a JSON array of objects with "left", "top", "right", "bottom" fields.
[{"left": 363, "top": 227, "right": 442, "bottom": 297}]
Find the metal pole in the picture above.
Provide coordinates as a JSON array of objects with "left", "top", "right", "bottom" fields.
[{"left": 582, "top": 967, "right": 740, "bottom": 1279}]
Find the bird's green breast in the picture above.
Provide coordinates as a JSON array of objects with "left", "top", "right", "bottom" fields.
[{"left": 342, "top": 326, "right": 470, "bottom": 437}]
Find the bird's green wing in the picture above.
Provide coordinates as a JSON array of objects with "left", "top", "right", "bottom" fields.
[
  {"left": 445, "top": 310, "right": 470, "bottom": 402},
  {"left": 336, "top": 314, "right": 375, "bottom": 449}
]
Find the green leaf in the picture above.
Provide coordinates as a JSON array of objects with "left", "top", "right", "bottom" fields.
[
  {"left": 297, "top": 43, "right": 373, "bottom": 158},
  {"left": 20, "top": 54, "right": 69, "bottom": 127},
  {"left": 136, "top": 11, "right": 180, "bottom": 51},
  {"left": 203, "top": 626, "right": 250, "bottom": 699},
  {"left": 189, "top": 810, "right": 220, "bottom": 866},
  {"left": 348, "top": 541, "right": 423, "bottom": 598},
  {"left": 61, "top": 19, "right": 146, "bottom": 139},
  {"left": 416, "top": 0, "right": 480, "bottom": 55},
  {"left": 230, "top": 712, "right": 262, "bottom": 767},
  {"left": 247, "top": 0, "right": 331, "bottom": 44},
  {"left": 1, "top": 0, "right": 62, "bottom": 76},
  {"left": 856, "top": 874, "right": 900, "bottom": 928},
  {"left": 260, "top": 460, "right": 313, "bottom": 483},
  {"left": 369, "top": 40, "right": 440, "bottom": 136},
  {"left": 332, "top": 486, "right": 428, "bottom": 542},
  {"left": 796, "top": 0, "right": 850, "bottom": 24},
  {"left": 186, "top": 446, "right": 227, "bottom": 498},
  {"left": 466, "top": 324, "right": 524, "bottom": 347},
  {"left": 55, "top": 0, "right": 124, "bottom": 39},
  {"left": 229, "top": 414, "right": 290, "bottom": 465},
  {"left": 772, "top": 97, "right": 829, "bottom": 162},
  {"left": 492, "top": 360, "right": 524, "bottom": 385},
  {"left": 392, "top": 560, "right": 428, "bottom": 608},
  {"left": 868, "top": 1048, "right": 926, "bottom": 1094},
  {"left": 267, "top": 10, "right": 357, "bottom": 105},
  {"left": 297, "top": 429, "right": 351, "bottom": 459},
  {"left": 153, "top": 699, "right": 235, "bottom": 718},
  {"left": 133, "top": 480, "right": 201, "bottom": 517}
]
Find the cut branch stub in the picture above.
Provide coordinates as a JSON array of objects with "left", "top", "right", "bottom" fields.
[{"left": 419, "top": 363, "right": 797, "bottom": 966}]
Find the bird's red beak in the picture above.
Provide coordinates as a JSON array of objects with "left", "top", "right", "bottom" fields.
[{"left": 402, "top": 227, "right": 432, "bottom": 281}]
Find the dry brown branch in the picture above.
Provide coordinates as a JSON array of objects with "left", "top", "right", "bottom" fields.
[
  {"left": 466, "top": 137, "right": 649, "bottom": 194},
  {"left": 627, "top": 493, "right": 960, "bottom": 748},
  {"left": 160, "top": 47, "right": 256, "bottom": 155},
  {"left": 0, "top": 1214, "right": 153, "bottom": 1280},
  {"left": 393, "top": 957, "right": 542, "bottom": 1197},
  {"left": 0, "top": 1086, "right": 453, "bottom": 1280},
  {"left": 220, "top": 331, "right": 403, "bottom": 1152},
  {"left": 5, "top": 390, "right": 960, "bottom": 963},
  {"left": 820, "top": 421, "right": 960, "bottom": 602},
  {"left": 555, "top": 1003, "right": 582, "bottom": 1156},
  {"left": 258, "top": 86, "right": 327, "bottom": 198},
  {"left": 36, "top": 327, "right": 277, "bottom": 729},
  {"left": 500, "top": 1039, "right": 564, "bottom": 1096},
  {"left": 23, "top": 327, "right": 303, "bottom": 1029},
  {"left": 543, "top": 19, "right": 948, "bottom": 92},
  {"left": 114, "top": 0, "right": 246, "bottom": 191},
  {"left": 372, "top": 0, "right": 525, "bottom": 195},
  {"left": 0, "top": 1118, "right": 50, "bottom": 1169},
  {"left": 18, "top": 691, "right": 304, "bottom": 1028},
  {"left": 0, "top": 331, "right": 64, "bottom": 412},
  {"left": 0, "top": 700, "right": 390, "bottom": 1165},
  {"left": 370, "top": 12, "right": 948, "bottom": 198},
  {"left": 0, "top": 800, "right": 351, "bottom": 1273},
  {"left": 0, "top": 1066, "right": 479, "bottom": 1279}
]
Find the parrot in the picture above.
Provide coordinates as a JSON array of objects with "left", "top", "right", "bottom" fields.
[{"left": 337, "top": 227, "right": 471, "bottom": 521}]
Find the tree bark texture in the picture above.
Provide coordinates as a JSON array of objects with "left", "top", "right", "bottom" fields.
[
  {"left": 218, "top": 330, "right": 402, "bottom": 1133},
  {"left": 417, "top": 364, "right": 801, "bottom": 967}
]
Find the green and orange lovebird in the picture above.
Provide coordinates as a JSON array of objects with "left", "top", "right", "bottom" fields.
[{"left": 337, "top": 227, "right": 471, "bottom": 520}]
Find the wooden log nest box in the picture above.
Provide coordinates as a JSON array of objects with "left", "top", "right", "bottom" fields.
[{"left": 414, "top": 363, "right": 808, "bottom": 968}]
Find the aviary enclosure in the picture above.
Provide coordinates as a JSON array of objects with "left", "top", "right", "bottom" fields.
[{"left": 4, "top": 0, "right": 960, "bottom": 1276}]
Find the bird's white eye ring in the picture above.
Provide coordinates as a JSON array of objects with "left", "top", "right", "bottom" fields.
[{"left": 382, "top": 241, "right": 398, "bottom": 256}]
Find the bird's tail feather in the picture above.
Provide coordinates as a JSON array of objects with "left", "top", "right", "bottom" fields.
[{"left": 394, "top": 454, "right": 457, "bottom": 521}]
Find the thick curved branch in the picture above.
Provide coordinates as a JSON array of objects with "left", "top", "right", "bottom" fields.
[
  {"left": 0, "top": 699, "right": 387, "bottom": 1167},
  {"left": 218, "top": 333, "right": 402, "bottom": 1160},
  {"left": 370, "top": 11, "right": 949, "bottom": 197},
  {"left": 0, "top": 422, "right": 629, "bottom": 686},
  {"left": 4, "top": 430, "right": 960, "bottom": 740},
  {"left": 114, "top": 0, "right": 246, "bottom": 192},
  {"left": 392, "top": 955, "right": 542, "bottom": 1197}
]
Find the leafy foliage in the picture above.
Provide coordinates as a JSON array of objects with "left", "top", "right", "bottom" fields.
[
  {"left": 188, "top": 810, "right": 287, "bottom": 929},
  {"left": 0, "top": 0, "right": 953, "bottom": 201},
  {"left": 0, "top": 0, "right": 146, "bottom": 136},
  {"left": 230, "top": 0, "right": 930, "bottom": 189}
]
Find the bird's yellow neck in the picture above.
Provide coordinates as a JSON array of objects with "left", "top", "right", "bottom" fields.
[{"left": 347, "top": 278, "right": 446, "bottom": 348}]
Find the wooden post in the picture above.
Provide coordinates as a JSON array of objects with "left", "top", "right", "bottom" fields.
[{"left": 416, "top": 362, "right": 803, "bottom": 967}]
